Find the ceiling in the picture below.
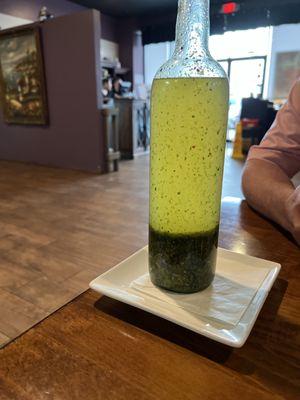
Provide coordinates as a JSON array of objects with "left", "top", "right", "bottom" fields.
[
  {"left": 72, "top": 0, "right": 300, "bottom": 44},
  {"left": 71, "top": 0, "right": 178, "bottom": 17},
  {"left": 71, "top": 0, "right": 248, "bottom": 18},
  {"left": 71, "top": 0, "right": 300, "bottom": 18}
]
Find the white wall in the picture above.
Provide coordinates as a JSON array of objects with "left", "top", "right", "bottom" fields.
[
  {"left": 210, "top": 27, "right": 272, "bottom": 60},
  {"left": 268, "top": 23, "right": 300, "bottom": 99},
  {"left": 0, "top": 13, "right": 32, "bottom": 29},
  {"left": 144, "top": 42, "right": 172, "bottom": 87}
]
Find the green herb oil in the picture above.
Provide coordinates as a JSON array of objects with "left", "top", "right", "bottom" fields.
[{"left": 149, "top": 77, "right": 228, "bottom": 293}]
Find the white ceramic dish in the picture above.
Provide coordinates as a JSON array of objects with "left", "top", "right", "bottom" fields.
[{"left": 90, "top": 247, "right": 281, "bottom": 347}]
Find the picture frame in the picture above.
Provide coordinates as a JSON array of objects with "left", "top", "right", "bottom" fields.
[
  {"left": 0, "top": 25, "right": 48, "bottom": 125},
  {"left": 274, "top": 51, "right": 300, "bottom": 100}
]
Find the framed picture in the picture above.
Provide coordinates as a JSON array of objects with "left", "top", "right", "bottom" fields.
[
  {"left": 0, "top": 25, "right": 48, "bottom": 125},
  {"left": 274, "top": 51, "right": 300, "bottom": 100}
]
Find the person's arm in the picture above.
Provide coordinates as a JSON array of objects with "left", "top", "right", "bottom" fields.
[
  {"left": 242, "top": 159, "right": 300, "bottom": 244},
  {"left": 242, "top": 80, "right": 300, "bottom": 245}
]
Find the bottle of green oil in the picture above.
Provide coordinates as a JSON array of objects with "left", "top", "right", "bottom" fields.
[{"left": 149, "top": 0, "right": 229, "bottom": 293}]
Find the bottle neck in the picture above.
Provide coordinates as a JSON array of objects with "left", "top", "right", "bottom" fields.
[{"left": 174, "top": 0, "right": 210, "bottom": 59}]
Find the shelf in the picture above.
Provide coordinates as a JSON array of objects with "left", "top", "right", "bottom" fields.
[
  {"left": 101, "top": 60, "right": 116, "bottom": 69},
  {"left": 102, "top": 60, "right": 130, "bottom": 75}
]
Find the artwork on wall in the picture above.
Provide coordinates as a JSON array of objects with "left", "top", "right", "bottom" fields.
[
  {"left": 274, "top": 51, "right": 300, "bottom": 100},
  {"left": 0, "top": 26, "right": 48, "bottom": 125}
]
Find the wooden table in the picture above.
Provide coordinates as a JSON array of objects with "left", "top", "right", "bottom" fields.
[{"left": 0, "top": 198, "right": 299, "bottom": 400}]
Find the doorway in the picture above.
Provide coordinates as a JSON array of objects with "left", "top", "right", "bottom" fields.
[{"left": 219, "top": 56, "right": 267, "bottom": 139}]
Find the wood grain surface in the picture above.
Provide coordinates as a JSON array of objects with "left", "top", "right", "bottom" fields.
[
  {"left": 0, "top": 156, "right": 150, "bottom": 346},
  {"left": 0, "top": 158, "right": 299, "bottom": 399}
]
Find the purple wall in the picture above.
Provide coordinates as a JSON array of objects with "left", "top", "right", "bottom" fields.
[
  {"left": 0, "top": 0, "right": 86, "bottom": 20},
  {"left": 117, "top": 19, "right": 135, "bottom": 82},
  {"left": 116, "top": 18, "right": 145, "bottom": 85},
  {"left": 0, "top": 0, "right": 119, "bottom": 43},
  {"left": 101, "top": 13, "right": 118, "bottom": 42},
  {"left": 0, "top": 0, "right": 143, "bottom": 83},
  {"left": 0, "top": 10, "right": 106, "bottom": 173}
]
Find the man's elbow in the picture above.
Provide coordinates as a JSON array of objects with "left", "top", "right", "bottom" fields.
[
  {"left": 241, "top": 157, "right": 286, "bottom": 206},
  {"left": 241, "top": 160, "right": 254, "bottom": 201},
  {"left": 241, "top": 159, "right": 265, "bottom": 207}
]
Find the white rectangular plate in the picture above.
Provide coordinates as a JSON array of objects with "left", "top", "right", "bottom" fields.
[{"left": 90, "top": 247, "right": 281, "bottom": 347}]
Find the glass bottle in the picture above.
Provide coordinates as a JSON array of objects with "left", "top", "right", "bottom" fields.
[{"left": 149, "top": 0, "right": 229, "bottom": 293}]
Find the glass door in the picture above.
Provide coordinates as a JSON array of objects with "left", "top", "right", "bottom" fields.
[
  {"left": 219, "top": 56, "right": 266, "bottom": 138},
  {"left": 230, "top": 57, "right": 265, "bottom": 101}
]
